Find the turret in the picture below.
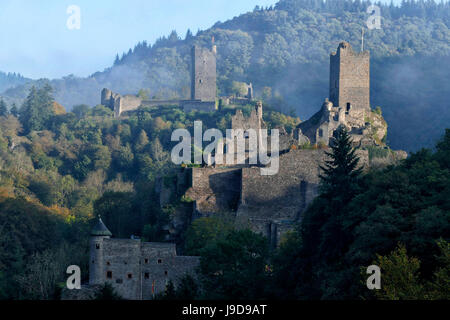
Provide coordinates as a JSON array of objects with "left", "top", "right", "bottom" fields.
[{"left": 89, "top": 217, "right": 112, "bottom": 285}]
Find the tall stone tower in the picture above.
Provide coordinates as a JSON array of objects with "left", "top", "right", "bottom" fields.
[
  {"left": 89, "top": 217, "right": 112, "bottom": 285},
  {"left": 329, "top": 41, "right": 370, "bottom": 120},
  {"left": 191, "top": 45, "right": 217, "bottom": 102}
]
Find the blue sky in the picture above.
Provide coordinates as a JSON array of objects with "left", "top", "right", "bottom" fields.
[{"left": 0, "top": 0, "right": 400, "bottom": 80}]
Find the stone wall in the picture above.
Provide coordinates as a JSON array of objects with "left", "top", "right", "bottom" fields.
[
  {"left": 184, "top": 167, "right": 241, "bottom": 217},
  {"left": 236, "top": 148, "right": 369, "bottom": 245},
  {"left": 236, "top": 150, "right": 326, "bottom": 244},
  {"left": 101, "top": 88, "right": 143, "bottom": 118},
  {"left": 114, "top": 95, "right": 143, "bottom": 118},
  {"left": 101, "top": 238, "right": 142, "bottom": 299},
  {"left": 182, "top": 100, "right": 216, "bottom": 113},
  {"left": 141, "top": 100, "right": 183, "bottom": 107},
  {"left": 140, "top": 243, "right": 199, "bottom": 300},
  {"left": 89, "top": 238, "right": 199, "bottom": 300},
  {"left": 231, "top": 102, "right": 264, "bottom": 131}
]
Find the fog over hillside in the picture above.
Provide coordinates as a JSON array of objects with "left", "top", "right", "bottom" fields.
[{"left": 1, "top": 0, "right": 449, "bottom": 151}]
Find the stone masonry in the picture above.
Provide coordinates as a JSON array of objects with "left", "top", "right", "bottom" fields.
[
  {"left": 101, "top": 45, "right": 217, "bottom": 117},
  {"left": 191, "top": 45, "right": 217, "bottom": 102},
  {"left": 330, "top": 41, "right": 370, "bottom": 128},
  {"left": 163, "top": 42, "right": 404, "bottom": 247}
]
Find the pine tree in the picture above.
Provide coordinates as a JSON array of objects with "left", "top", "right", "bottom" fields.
[
  {"left": 135, "top": 129, "right": 149, "bottom": 152},
  {"left": 0, "top": 99, "right": 7, "bottom": 117},
  {"left": 10, "top": 103, "right": 18, "bottom": 117},
  {"left": 185, "top": 29, "right": 193, "bottom": 40},
  {"left": 319, "top": 125, "right": 362, "bottom": 199},
  {"left": 19, "top": 85, "right": 55, "bottom": 133},
  {"left": 114, "top": 54, "right": 120, "bottom": 66}
]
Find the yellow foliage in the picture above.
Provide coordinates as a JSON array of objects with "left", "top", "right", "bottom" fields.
[
  {"left": 0, "top": 187, "right": 11, "bottom": 201},
  {"left": 53, "top": 101, "right": 66, "bottom": 115}
]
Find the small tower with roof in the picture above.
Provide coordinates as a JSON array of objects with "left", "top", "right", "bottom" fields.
[{"left": 89, "top": 217, "right": 112, "bottom": 285}]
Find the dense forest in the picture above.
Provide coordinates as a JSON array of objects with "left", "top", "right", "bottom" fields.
[
  {"left": 0, "top": 0, "right": 449, "bottom": 151},
  {"left": 0, "top": 78, "right": 448, "bottom": 299},
  {"left": 0, "top": 84, "right": 300, "bottom": 299}
]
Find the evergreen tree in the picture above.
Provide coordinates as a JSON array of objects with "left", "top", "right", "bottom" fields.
[
  {"left": 19, "top": 85, "right": 55, "bottom": 134},
  {"left": 319, "top": 125, "right": 362, "bottom": 200},
  {"left": 114, "top": 54, "right": 120, "bottom": 66},
  {"left": 135, "top": 129, "right": 149, "bottom": 152},
  {"left": 176, "top": 275, "right": 199, "bottom": 300},
  {"left": 95, "top": 283, "right": 122, "bottom": 300},
  {"left": 9, "top": 103, "right": 18, "bottom": 117},
  {"left": 185, "top": 29, "right": 193, "bottom": 40},
  {"left": 285, "top": 126, "right": 364, "bottom": 299}
]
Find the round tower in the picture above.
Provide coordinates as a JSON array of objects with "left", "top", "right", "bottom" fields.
[
  {"left": 101, "top": 88, "right": 112, "bottom": 107},
  {"left": 89, "top": 217, "right": 112, "bottom": 285}
]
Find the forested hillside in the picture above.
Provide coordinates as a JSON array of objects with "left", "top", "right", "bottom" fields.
[
  {"left": 0, "top": 0, "right": 449, "bottom": 151},
  {"left": 0, "top": 81, "right": 448, "bottom": 300}
]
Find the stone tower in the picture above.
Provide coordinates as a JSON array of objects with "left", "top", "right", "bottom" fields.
[
  {"left": 191, "top": 45, "right": 217, "bottom": 102},
  {"left": 329, "top": 42, "right": 370, "bottom": 117},
  {"left": 89, "top": 217, "right": 112, "bottom": 285},
  {"left": 101, "top": 88, "right": 113, "bottom": 108}
]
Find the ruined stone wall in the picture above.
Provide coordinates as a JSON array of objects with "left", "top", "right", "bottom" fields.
[
  {"left": 236, "top": 148, "right": 368, "bottom": 245},
  {"left": 237, "top": 149, "right": 326, "bottom": 224},
  {"left": 141, "top": 100, "right": 183, "bottom": 107},
  {"left": 182, "top": 100, "right": 216, "bottom": 113},
  {"left": 185, "top": 167, "right": 241, "bottom": 216},
  {"left": 101, "top": 88, "right": 143, "bottom": 118},
  {"left": 191, "top": 46, "right": 217, "bottom": 102},
  {"left": 114, "top": 95, "right": 143, "bottom": 118},
  {"left": 231, "top": 103, "right": 263, "bottom": 131},
  {"left": 330, "top": 42, "right": 370, "bottom": 114}
]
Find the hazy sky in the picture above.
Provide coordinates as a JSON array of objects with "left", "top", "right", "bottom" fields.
[{"left": 0, "top": 0, "right": 401, "bottom": 80}]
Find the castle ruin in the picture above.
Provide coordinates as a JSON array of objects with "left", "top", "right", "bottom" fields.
[
  {"left": 87, "top": 218, "right": 199, "bottom": 300},
  {"left": 101, "top": 45, "right": 217, "bottom": 117},
  {"left": 160, "top": 42, "right": 405, "bottom": 247},
  {"left": 75, "top": 42, "right": 408, "bottom": 300},
  {"left": 297, "top": 42, "right": 385, "bottom": 148}
]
